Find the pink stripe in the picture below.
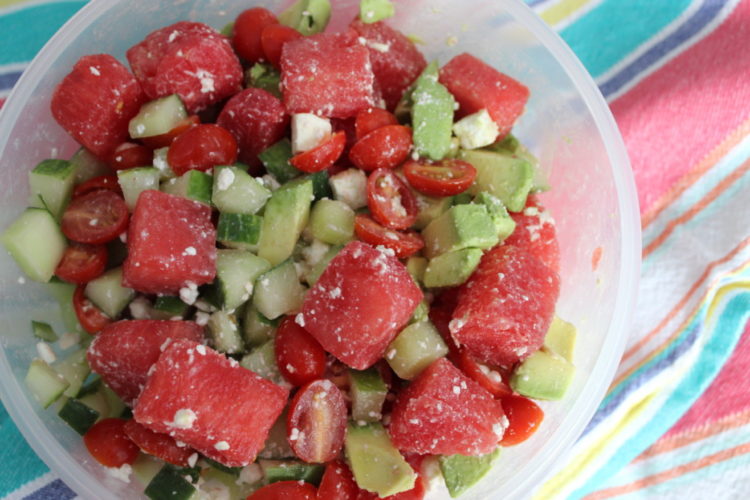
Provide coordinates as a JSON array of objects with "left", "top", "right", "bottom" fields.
[{"left": 610, "top": 0, "right": 750, "bottom": 214}]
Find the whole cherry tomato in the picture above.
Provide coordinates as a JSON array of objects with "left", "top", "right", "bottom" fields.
[{"left": 83, "top": 418, "right": 139, "bottom": 467}]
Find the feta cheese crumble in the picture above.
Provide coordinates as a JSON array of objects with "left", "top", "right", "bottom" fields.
[
  {"left": 291, "top": 113, "right": 332, "bottom": 153},
  {"left": 216, "top": 167, "right": 235, "bottom": 191},
  {"left": 214, "top": 441, "right": 230, "bottom": 451},
  {"left": 169, "top": 408, "right": 197, "bottom": 429}
]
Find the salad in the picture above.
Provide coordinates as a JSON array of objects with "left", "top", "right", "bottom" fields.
[{"left": 2, "top": 0, "right": 578, "bottom": 498}]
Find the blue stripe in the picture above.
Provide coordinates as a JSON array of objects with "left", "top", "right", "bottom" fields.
[
  {"left": 600, "top": 0, "right": 730, "bottom": 98},
  {"left": 0, "top": 70, "right": 22, "bottom": 91},
  {"left": 22, "top": 479, "right": 75, "bottom": 500}
]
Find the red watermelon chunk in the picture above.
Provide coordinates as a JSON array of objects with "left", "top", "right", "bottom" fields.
[
  {"left": 216, "top": 88, "right": 288, "bottom": 168},
  {"left": 51, "top": 54, "right": 145, "bottom": 159},
  {"left": 350, "top": 20, "right": 427, "bottom": 111},
  {"left": 281, "top": 32, "right": 376, "bottom": 118},
  {"left": 504, "top": 195, "right": 560, "bottom": 273},
  {"left": 126, "top": 21, "right": 242, "bottom": 113},
  {"left": 389, "top": 358, "right": 505, "bottom": 456},
  {"left": 439, "top": 53, "right": 529, "bottom": 138},
  {"left": 133, "top": 339, "right": 288, "bottom": 467},
  {"left": 298, "top": 241, "right": 423, "bottom": 370},
  {"left": 123, "top": 190, "right": 216, "bottom": 294},
  {"left": 86, "top": 320, "right": 203, "bottom": 405},
  {"left": 450, "top": 245, "right": 560, "bottom": 367}
]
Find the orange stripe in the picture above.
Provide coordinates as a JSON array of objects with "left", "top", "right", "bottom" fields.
[
  {"left": 584, "top": 441, "right": 750, "bottom": 499},
  {"left": 613, "top": 237, "right": 750, "bottom": 386},
  {"left": 643, "top": 158, "right": 750, "bottom": 258},
  {"left": 642, "top": 116, "right": 750, "bottom": 229}
]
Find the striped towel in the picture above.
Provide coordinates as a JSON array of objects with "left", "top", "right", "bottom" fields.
[{"left": 1, "top": 0, "right": 749, "bottom": 498}]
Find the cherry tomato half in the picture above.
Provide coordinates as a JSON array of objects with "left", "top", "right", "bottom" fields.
[
  {"left": 317, "top": 460, "right": 358, "bottom": 500},
  {"left": 261, "top": 24, "right": 302, "bottom": 69},
  {"left": 167, "top": 124, "right": 238, "bottom": 175},
  {"left": 61, "top": 189, "right": 129, "bottom": 245},
  {"left": 290, "top": 131, "right": 346, "bottom": 173},
  {"left": 232, "top": 7, "right": 278, "bottom": 63},
  {"left": 72, "top": 175, "right": 122, "bottom": 199},
  {"left": 108, "top": 142, "right": 153, "bottom": 171},
  {"left": 276, "top": 316, "right": 327, "bottom": 387},
  {"left": 83, "top": 418, "right": 139, "bottom": 468},
  {"left": 450, "top": 348, "right": 512, "bottom": 398},
  {"left": 403, "top": 158, "right": 477, "bottom": 197},
  {"left": 123, "top": 419, "right": 195, "bottom": 467},
  {"left": 248, "top": 480, "right": 317, "bottom": 500},
  {"left": 499, "top": 395, "right": 544, "bottom": 446},
  {"left": 287, "top": 379, "right": 347, "bottom": 464},
  {"left": 140, "top": 115, "right": 200, "bottom": 149},
  {"left": 73, "top": 285, "right": 112, "bottom": 334},
  {"left": 354, "top": 214, "right": 424, "bottom": 259},
  {"left": 349, "top": 125, "right": 412, "bottom": 172},
  {"left": 55, "top": 243, "right": 108, "bottom": 284},
  {"left": 354, "top": 108, "right": 399, "bottom": 140},
  {"left": 367, "top": 168, "right": 419, "bottom": 230}
]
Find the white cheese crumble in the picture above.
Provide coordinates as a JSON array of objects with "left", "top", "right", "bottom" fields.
[
  {"left": 291, "top": 113, "right": 331, "bottom": 154},
  {"left": 58, "top": 332, "right": 80, "bottom": 350},
  {"left": 129, "top": 296, "right": 152, "bottom": 320},
  {"left": 295, "top": 313, "right": 306, "bottom": 327},
  {"left": 179, "top": 282, "right": 199, "bottom": 305},
  {"left": 195, "top": 311, "right": 210, "bottom": 326},
  {"left": 330, "top": 168, "right": 368, "bottom": 209},
  {"left": 169, "top": 408, "right": 197, "bottom": 429},
  {"left": 183, "top": 246, "right": 197, "bottom": 256},
  {"left": 89, "top": 66, "right": 101, "bottom": 76},
  {"left": 214, "top": 441, "right": 230, "bottom": 451},
  {"left": 216, "top": 168, "right": 235, "bottom": 191},
  {"left": 36, "top": 342, "right": 56, "bottom": 364},
  {"left": 106, "top": 464, "right": 132, "bottom": 483},
  {"left": 238, "top": 463, "right": 263, "bottom": 485},
  {"left": 196, "top": 69, "right": 215, "bottom": 94},
  {"left": 196, "top": 344, "right": 207, "bottom": 356},
  {"left": 187, "top": 453, "right": 199, "bottom": 468},
  {"left": 453, "top": 109, "right": 499, "bottom": 149},
  {"left": 301, "top": 239, "right": 330, "bottom": 267},
  {"left": 289, "top": 427, "right": 300, "bottom": 441},
  {"left": 17, "top": 276, "right": 25, "bottom": 284}
]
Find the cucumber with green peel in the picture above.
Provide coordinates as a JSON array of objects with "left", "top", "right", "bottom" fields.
[
  {"left": 240, "top": 340, "right": 289, "bottom": 388},
  {"left": 259, "top": 460, "right": 325, "bottom": 485},
  {"left": 31, "top": 320, "right": 57, "bottom": 342},
  {"left": 423, "top": 248, "right": 483, "bottom": 288},
  {"left": 58, "top": 397, "right": 100, "bottom": 435},
  {"left": 304, "top": 244, "right": 341, "bottom": 286},
  {"left": 78, "top": 388, "right": 110, "bottom": 420},
  {"left": 203, "top": 457, "right": 243, "bottom": 477},
  {"left": 69, "top": 147, "right": 110, "bottom": 184},
  {"left": 217, "top": 213, "right": 263, "bottom": 250},
  {"left": 460, "top": 149, "right": 534, "bottom": 212},
  {"left": 84, "top": 267, "right": 135, "bottom": 319},
  {"left": 28, "top": 159, "right": 77, "bottom": 220},
  {"left": 151, "top": 295, "right": 189, "bottom": 320},
  {"left": 307, "top": 169, "right": 332, "bottom": 200},
  {"left": 101, "top": 384, "right": 126, "bottom": 419},
  {"left": 220, "top": 21, "right": 235, "bottom": 37},
  {"left": 438, "top": 449, "right": 501, "bottom": 498},
  {"left": 132, "top": 454, "right": 164, "bottom": 488},
  {"left": 212, "top": 165, "right": 271, "bottom": 215},
  {"left": 207, "top": 310, "right": 245, "bottom": 354},
  {"left": 242, "top": 305, "right": 277, "bottom": 348},
  {"left": 216, "top": 249, "right": 272, "bottom": 311},
  {"left": 245, "top": 63, "right": 282, "bottom": 99},
  {"left": 144, "top": 464, "right": 197, "bottom": 500},
  {"left": 409, "top": 300, "right": 429, "bottom": 324},
  {"left": 26, "top": 359, "right": 69, "bottom": 409},
  {"left": 360, "top": 0, "right": 395, "bottom": 23},
  {"left": 117, "top": 168, "right": 160, "bottom": 210},
  {"left": 411, "top": 62, "right": 455, "bottom": 161},
  {"left": 53, "top": 349, "right": 89, "bottom": 398},
  {"left": 253, "top": 260, "right": 307, "bottom": 320},
  {"left": 278, "top": 0, "right": 331, "bottom": 35},
  {"left": 309, "top": 198, "right": 355, "bottom": 245},
  {"left": 258, "top": 139, "right": 298, "bottom": 183},
  {"left": 46, "top": 278, "right": 83, "bottom": 333},
  {"left": 128, "top": 94, "right": 187, "bottom": 139},
  {"left": 386, "top": 320, "right": 449, "bottom": 380},
  {"left": 198, "top": 465, "right": 256, "bottom": 499},
  {"left": 349, "top": 368, "right": 388, "bottom": 422},
  {"left": 2, "top": 208, "right": 67, "bottom": 282},
  {"left": 161, "top": 169, "right": 213, "bottom": 205},
  {"left": 258, "top": 177, "right": 313, "bottom": 266},
  {"left": 259, "top": 409, "right": 294, "bottom": 459}
]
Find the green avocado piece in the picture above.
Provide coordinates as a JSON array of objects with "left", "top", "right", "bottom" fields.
[
  {"left": 473, "top": 191, "right": 516, "bottom": 241},
  {"left": 258, "top": 178, "right": 313, "bottom": 266},
  {"left": 485, "top": 135, "right": 548, "bottom": 193},
  {"left": 413, "top": 191, "right": 453, "bottom": 230},
  {"left": 544, "top": 316, "right": 577, "bottom": 362},
  {"left": 411, "top": 62, "right": 455, "bottom": 161},
  {"left": 345, "top": 422, "right": 416, "bottom": 497},
  {"left": 423, "top": 247, "right": 482, "bottom": 288},
  {"left": 510, "top": 348, "right": 575, "bottom": 401},
  {"left": 349, "top": 368, "right": 388, "bottom": 422},
  {"left": 422, "top": 204, "right": 498, "bottom": 259},
  {"left": 360, "top": 0, "right": 395, "bottom": 23},
  {"left": 406, "top": 256, "right": 428, "bottom": 285},
  {"left": 460, "top": 149, "right": 534, "bottom": 212},
  {"left": 439, "top": 448, "right": 501, "bottom": 498},
  {"left": 386, "top": 320, "right": 449, "bottom": 380},
  {"left": 279, "top": 0, "right": 331, "bottom": 35}
]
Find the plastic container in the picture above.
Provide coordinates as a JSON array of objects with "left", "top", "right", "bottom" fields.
[{"left": 0, "top": 0, "right": 640, "bottom": 498}]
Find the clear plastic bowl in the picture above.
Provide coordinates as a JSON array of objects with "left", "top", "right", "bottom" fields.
[{"left": 0, "top": 0, "right": 640, "bottom": 498}]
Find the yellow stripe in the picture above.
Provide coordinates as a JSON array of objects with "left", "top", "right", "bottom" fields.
[{"left": 540, "top": 0, "right": 594, "bottom": 26}]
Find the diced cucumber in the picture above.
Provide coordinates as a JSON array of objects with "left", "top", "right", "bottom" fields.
[
  {"left": 78, "top": 388, "right": 110, "bottom": 420},
  {"left": 84, "top": 267, "right": 134, "bottom": 319},
  {"left": 409, "top": 300, "right": 429, "bottom": 324},
  {"left": 216, "top": 249, "right": 272, "bottom": 311},
  {"left": 101, "top": 384, "right": 127, "bottom": 419},
  {"left": 58, "top": 397, "right": 100, "bottom": 435},
  {"left": 386, "top": 321, "right": 449, "bottom": 380},
  {"left": 307, "top": 169, "right": 333, "bottom": 200},
  {"left": 129, "top": 94, "right": 187, "bottom": 139},
  {"left": 46, "top": 278, "right": 83, "bottom": 333},
  {"left": 118, "top": 168, "right": 160, "bottom": 210},
  {"left": 259, "top": 409, "right": 294, "bottom": 459},
  {"left": 461, "top": 149, "right": 534, "bottom": 212},
  {"left": 152, "top": 147, "right": 176, "bottom": 180},
  {"left": 132, "top": 454, "right": 165, "bottom": 488},
  {"left": 199, "top": 465, "right": 255, "bottom": 499},
  {"left": 423, "top": 248, "right": 483, "bottom": 288},
  {"left": 253, "top": 260, "right": 307, "bottom": 320},
  {"left": 207, "top": 310, "right": 244, "bottom": 354},
  {"left": 360, "top": 0, "right": 395, "bottom": 23},
  {"left": 309, "top": 199, "right": 354, "bottom": 245},
  {"left": 240, "top": 340, "right": 289, "bottom": 388},
  {"left": 260, "top": 460, "right": 324, "bottom": 485},
  {"left": 161, "top": 169, "right": 213, "bottom": 206},
  {"left": 412, "top": 62, "right": 455, "bottom": 161},
  {"left": 278, "top": 0, "right": 331, "bottom": 35},
  {"left": 245, "top": 63, "right": 282, "bottom": 98},
  {"left": 2, "top": 208, "right": 66, "bottom": 282},
  {"left": 258, "top": 178, "right": 313, "bottom": 266},
  {"left": 151, "top": 295, "right": 189, "bottom": 320},
  {"left": 202, "top": 457, "right": 242, "bottom": 478},
  {"left": 406, "top": 257, "right": 428, "bottom": 285},
  {"left": 25, "top": 359, "right": 69, "bottom": 409},
  {"left": 69, "top": 147, "right": 109, "bottom": 184},
  {"left": 242, "top": 304, "right": 278, "bottom": 348},
  {"left": 439, "top": 449, "right": 501, "bottom": 498},
  {"left": 31, "top": 320, "right": 57, "bottom": 342},
  {"left": 28, "top": 159, "right": 77, "bottom": 220},
  {"left": 144, "top": 464, "right": 196, "bottom": 500},
  {"left": 53, "top": 349, "right": 90, "bottom": 398},
  {"left": 213, "top": 165, "right": 271, "bottom": 215},
  {"left": 217, "top": 213, "right": 263, "bottom": 250},
  {"left": 258, "top": 139, "right": 299, "bottom": 184},
  {"left": 349, "top": 368, "right": 388, "bottom": 422},
  {"left": 305, "top": 245, "right": 341, "bottom": 286}
]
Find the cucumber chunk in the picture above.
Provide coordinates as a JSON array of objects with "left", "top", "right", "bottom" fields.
[
  {"left": 260, "top": 460, "right": 325, "bottom": 485},
  {"left": 217, "top": 213, "right": 263, "bottom": 250},
  {"left": 253, "top": 260, "right": 307, "bottom": 320},
  {"left": 161, "top": 169, "right": 213, "bottom": 205},
  {"left": 84, "top": 267, "right": 135, "bottom": 319},
  {"left": 360, "top": 0, "right": 395, "bottom": 23},
  {"left": 31, "top": 320, "right": 57, "bottom": 342},
  {"left": 216, "top": 249, "right": 271, "bottom": 311},
  {"left": 412, "top": 62, "right": 455, "bottom": 161},
  {"left": 386, "top": 321, "right": 448, "bottom": 380},
  {"left": 242, "top": 304, "right": 278, "bottom": 348},
  {"left": 144, "top": 464, "right": 196, "bottom": 500},
  {"left": 304, "top": 245, "right": 342, "bottom": 286},
  {"left": 69, "top": 147, "right": 110, "bottom": 184},
  {"left": 25, "top": 359, "right": 69, "bottom": 409},
  {"left": 53, "top": 349, "right": 90, "bottom": 398},
  {"left": 152, "top": 295, "right": 189, "bottom": 320},
  {"left": 28, "top": 159, "right": 77, "bottom": 220},
  {"left": 78, "top": 388, "right": 110, "bottom": 420},
  {"left": 309, "top": 199, "right": 355, "bottom": 245},
  {"left": 46, "top": 278, "right": 83, "bottom": 333},
  {"left": 132, "top": 454, "right": 164, "bottom": 488},
  {"left": 439, "top": 449, "right": 501, "bottom": 498},
  {"left": 240, "top": 340, "right": 289, "bottom": 388},
  {"left": 2, "top": 208, "right": 67, "bottom": 282},
  {"left": 213, "top": 165, "right": 271, "bottom": 215},
  {"left": 245, "top": 63, "right": 282, "bottom": 98},
  {"left": 129, "top": 94, "right": 187, "bottom": 139},
  {"left": 258, "top": 139, "right": 299, "bottom": 184},
  {"left": 207, "top": 310, "right": 245, "bottom": 354},
  {"left": 349, "top": 368, "right": 388, "bottom": 422},
  {"left": 258, "top": 178, "right": 313, "bottom": 266},
  {"left": 58, "top": 397, "right": 100, "bottom": 435},
  {"left": 279, "top": 0, "right": 331, "bottom": 35},
  {"left": 118, "top": 168, "right": 160, "bottom": 210},
  {"left": 260, "top": 409, "right": 294, "bottom": 459},
  {"left": 307, "top": 169, "right": 333, "bottom": 200}
]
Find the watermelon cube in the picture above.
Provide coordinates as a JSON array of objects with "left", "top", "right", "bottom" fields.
[
  {"left": 216, "top": 88, "right": 288, "bottom": 169},
  {"left": 439, "top": 53, "right": 529, "bottom": 138},
  {"left": 389, "top": 358, "right": 505, "bottom": 456},
  {"left": 87, "top": 320, "right": 204, "bottom": 405},
  {"left": 281, "top": 32, "right": 376, "bottom": 118},
  {"left": 134, "top": 339, "right": 288, "bottom": 467},
  {"left": 350, "top": 20, "right": 427, "bottom": 111},
  {"left": 126, "top": 21, "right": 242, "bottom": 113},
  {"left": 504, "top": 195, "right": 560, "bottom": 273},
  {"left": 298, "top": 241, "right": 423, "bottom": 370},
  {"left": 123, "top": 190, "right": 216, "bottom": 294},
  {"left": 50, "top": 54, "right": 145, "bottom": 159},
  {"left": 450, "top": 245, "right": 560, "bottom": 367}
]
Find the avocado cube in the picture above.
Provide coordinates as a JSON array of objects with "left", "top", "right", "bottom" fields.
[
  {"left": 473, "top": 191, "right": 516, "bottom": 240},
  {"left": 412, "top": 62, "right": 455, "bottom": 161},
  {"left": 349, "top": 368, "right": 388, "bottom": 422},
  {"left": 461, "top": 149, "right": 534, "bottom": 212},
  {"left": 422, "top": 204, "right": 499, "bottom": 259},
  {"left": 423, "top": 248, "right": 482, "bottom": 288},
  {"left": 386, "top": 321, "right": 449, "bottom": 380},
  {"left": 413, "top": 190, "right": 453, "bottom": 230},
  {"left": 406, "top": 257, "right": 428, "bottom": 285},
  {"left": 544, "top": 316, "right": 577, "bottom": 363},
  {"left": 510, "top": 348, "right": 575, "bottom": 401},
  {"left": 28, "top": 159, "right": 77, "bottom": 220},
  {"left": 439, "top": 449, "right": 501, "bottom": 498}
]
